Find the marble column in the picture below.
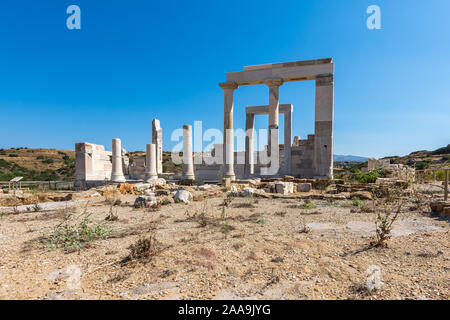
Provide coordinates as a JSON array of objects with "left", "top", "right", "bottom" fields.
[
  {"left": 152, "top": 119, "right": 163, "bottom": 174},
  {"left": 283, "top": 106, "right": 292, "bottom": 175},
  {"left": 265, "top": 79, "right": 283, "bottom": 176},
  {"left": 219, "top": 82, "right": 238, "bottom": 180},
  {"left": 182, "top": 125, "right": 195, "bottom": 180},
  {"left": 144, "top": 144, "right": 158, "bottom": 182},
  {"left": 244, "top": 113, "right": 255, "bottom": 177},
  {"left": 314, "top": 74, "right": 334, "bottom": 178},
  {"left": 111, "top": 138, "right": 126, "bottom": 182},
  {"left": 266, "top": 79, "right": 283, "bottom": 152}
]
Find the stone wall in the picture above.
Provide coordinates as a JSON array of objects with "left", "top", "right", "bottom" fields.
[
  {"left": 129, "top": 156, "right": 146, "bottom": 180},
  {"left": 75, "top": 143, "right": 113, "bottom": 188},
  {"left": 368, "top": 158, "right": 415, "bottom": 181},
  {"left": 75, "top": 142, "right": 129, "bottom": 188},
  {"left": 291, "top": 135, "right": 315, "bottom": 178},
  {"left": 368, "top": 158, "right": 391, "bottom": 171}
]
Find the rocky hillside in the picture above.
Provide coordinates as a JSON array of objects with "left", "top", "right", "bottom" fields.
[
  {"left": 0, "top": 148, "right": 75, "bottom": 181},
  {"left": 383, "top": 144, "right": 450, "bottom": 170}
]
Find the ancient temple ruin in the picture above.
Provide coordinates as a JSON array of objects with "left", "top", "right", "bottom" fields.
[
  {"left": 74, "top": 58, "right": 335, "bottom": 187},
  {"left": 218, "top": 58, "right": 334, "bottom": 180}
]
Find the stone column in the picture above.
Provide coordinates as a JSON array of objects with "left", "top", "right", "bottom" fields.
[
  {"left": 111, "top": 138, "right": 126, "bottom": 182},
  {"left": 314, "top": 74, "right": 334, "bottom": 178},
  {"left": 182, "top": 125, "right": 195, "bottom": 180},
  {"left": 244, "top": 113, "right": 255, "bottom": 177},
  {"left": 152, "top": 119, "right": 163, "bottom": 174},
  {"left": 283, "top": 105, "right": 293, "bottom": 175},
  {"left": 144, "top": 144, "right": 158, "bottom": 182},
  {"left": 219, "top": 82, "right": 238, "bottom": 180},
  {"left": 266, "top": 79, "right": 283, "bottom": 152}
]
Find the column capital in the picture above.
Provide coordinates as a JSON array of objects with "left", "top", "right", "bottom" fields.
[
  {"left": 264, "top": 78, "right": 284, "bottom": 87},
  {"left": 219, "top": 82, "right": 238, "bottom": 90}
]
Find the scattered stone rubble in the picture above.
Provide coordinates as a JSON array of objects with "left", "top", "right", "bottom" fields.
[{"left": 368, "top": 158, "right": 415, "bottom": 182}]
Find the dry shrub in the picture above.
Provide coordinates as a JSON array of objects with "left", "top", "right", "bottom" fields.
[
  {"left": 119, "top": 183, "right": 136, "bottom": 195},
  {"left": 105, "top": 205, "right": 119, "bottom": 221},
  {"left": 371, "top": 202, "right": 402, "bottom": 248},
  {"left": 37, "top": 194, "right": 49, "bottom": 202},
  {"left": 0, "top": 197, "right": 22, "bottom": 207},
  {"left": 233, "top": 201, "right": 256, "bottom": 208},
  {"left": 146, "top": 202, "right": 162, "bottom": 212},
  {"left": 103, "top": 185, "right": 120, "bottom": 199},
  {"left": 126, "top": 234, "right": 163, "bottom": 263}
]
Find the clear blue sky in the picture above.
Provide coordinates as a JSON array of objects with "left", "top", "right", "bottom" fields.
[{"left": 0, "top": 0, "right": 449, "bottom": 158}]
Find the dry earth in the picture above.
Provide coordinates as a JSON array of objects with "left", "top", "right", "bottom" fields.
[{"left": 0, "top": 184, "right": 448, "bottom": 300}]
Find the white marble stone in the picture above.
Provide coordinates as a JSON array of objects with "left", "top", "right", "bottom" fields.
[
  {"left": 219, "top": 82, "right": 238, "bottom": 180},
  {"left": 152, "top": 119, "right": 163, "bottom": 174},
  {"left": 182, "top": 125, "right": 195, "bottom": 180},
  {"left": 111, "top": 139, "right": 126, "bottom": 183},
  {"left": 144, "top": 144, "right": 158, "bottom": 182}
]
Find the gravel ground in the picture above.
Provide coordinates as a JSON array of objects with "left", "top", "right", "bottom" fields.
[{"left": 0, "top": 185, "right": 448, "bottom": 300}]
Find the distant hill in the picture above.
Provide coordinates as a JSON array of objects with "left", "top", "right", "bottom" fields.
[
  {"left": 333, "top": 154, "right": 369, "bottom": 162},
  {"left": 382, "top": 144, "right": 450, "bottom": 170},
  {"left": 0, "top": 148, "right": 75, "bottom": 181}
]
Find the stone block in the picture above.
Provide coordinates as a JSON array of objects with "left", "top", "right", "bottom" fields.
[
  {"left": 134, "top": 196, "right": 158, "bottom": 208},
  {"left": 297, "top": 183, "right": 312, "bottom": 192},
  {"left": 174, "top": 190, "right": 192, "bottom": 204},
  {"left": 275, "top": 182, "right": 294, "bottom": 195}
]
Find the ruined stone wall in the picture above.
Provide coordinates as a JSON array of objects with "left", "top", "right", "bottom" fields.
[
  {"left": 291, "top": 135, "right": 315, "bottom": 178},
  {"left": 75, "top": 143, "right": 113, "bottom": 187},
  {"left": 368, "top": 158, "right": 391, "bottom": 171},
  {"left": 75, "top": 142, "right": 130, "bottom": 187},
  {"left": 368, "top": 158, "right": 415, "bottom": 181},
  {"left": 128, "top": 156, "right": 146, "bottom": 180}
]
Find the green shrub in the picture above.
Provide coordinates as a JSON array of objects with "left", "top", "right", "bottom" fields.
[
  {"left": 299, "top": 203, "right": 317, "bottom": 210},
  {"left": 353, "top": 168, "right": 384, "bottom": 183},
  {"left": 415, "top": 161, "right": 430, "bottom": 170},
  {"left": 40, "top": 211, "right": 113, "bottom": 250},
  {"left": 8, "top": 154, "right": 19, "bottom": 158},
  {"left": 436, "top": 170, "right": 446, "bottom": 181},
  {"left": 42, "top": 158, "right": 54, "bottom": 164},
  {"left": 352, "top": 197, "right": 363, "bottom": 207}
]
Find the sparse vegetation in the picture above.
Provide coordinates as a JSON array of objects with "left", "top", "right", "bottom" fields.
[
  {"left": 256, "top": 215, "right": 266, "bottom": 225},
  {"left": 352, "top": 197, "right": 363, "bottom": 207},
  {"left": 126, "top": 234, "right": 164, "bottom": 263},
  {"left": 298, "top": 203, "right": 317, "bottom": 210},
  {"left": 353, "top": 168, "right": 384, "bottom": 183},
  {"left": 371, "top": 202, "right": 402, "bottom": 248},
  {"left": 40, "top": 209, "right": 113, "bottom": 251},
  {"left": 0, "top": 148, "right": 75, "bottom": 181}
]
